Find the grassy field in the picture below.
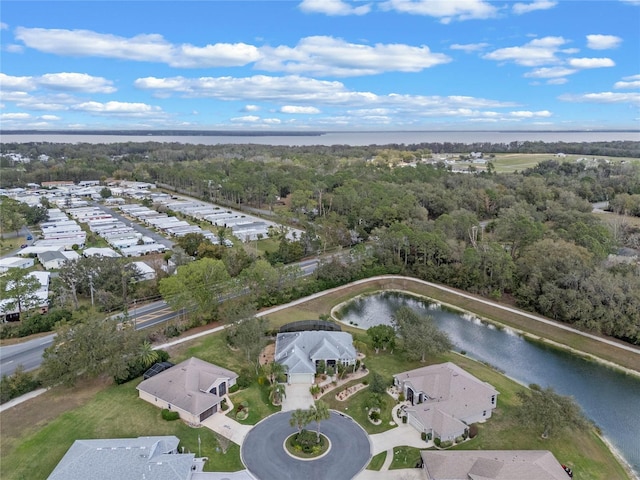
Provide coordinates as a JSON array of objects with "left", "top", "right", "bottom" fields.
[
  {"left": 488, "top": 153, "right": 640, "bottom": 173},
  {"left": 1, "top": 278, "right": 635, "bottom": 480}
]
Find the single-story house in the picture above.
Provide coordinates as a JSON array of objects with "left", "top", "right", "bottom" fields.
[
  {"left": 83, "top": 247, "right": 121, "bottom": 258},
  {"left": 394, "top": 362, "right": 498, "bottom": 442},
  {"left": 421, "top": 450, "right": 570, "bottom": 480},
  {"left": 47, "top": 436, "right": 207, "bottom": 480},
  {"left": 0, "top": 256, "right": 34, "bottom": 273},
  {"left": 137, "top": 357, "right": 238, "bottom": 425},
  {"left": 38, "top": 250, "right": 80, "bottom": 270},
  {"left": 129, "top": 261, "right": 156, "bottom": 281},
  {"left": 274, "top": 330, "right": 357, "bottom": 384}
]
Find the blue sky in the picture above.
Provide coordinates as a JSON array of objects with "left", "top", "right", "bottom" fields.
[{"left": 1, "top": 0, "right": 639, "bottom": 131}]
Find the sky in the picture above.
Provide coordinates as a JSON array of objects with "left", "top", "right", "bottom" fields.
[{"left": 0, "top": 0, "right": 639, "bottom": 132}]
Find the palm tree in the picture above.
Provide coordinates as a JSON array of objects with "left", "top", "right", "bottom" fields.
[
  {"left": 289, "top": 408, "right": 310, "bottom": 435},
  {"left": 308, "top": 400, "right": 330, "bottom": 442},
  {"left": 138, "top": 340, "right": 159, "bottom": 368},
  {"left": 269, "top": 382, "right": 286, "bottom": 405},
  {"left": 264, "top": 361, "right": 285, "bottom": 385}
]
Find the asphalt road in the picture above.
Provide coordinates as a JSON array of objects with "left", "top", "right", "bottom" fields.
[
  {"left": 0, "top": 257, "right": 319, "bottom": 377},
  {"left": 0, "top": 300, "right": 175, "bottom": 377},
  {"left": 241, "top": 411, "right": 371, "bottom": 480},
  {"left": 0, "top": 333, "right": 55, "bottom": 376}
]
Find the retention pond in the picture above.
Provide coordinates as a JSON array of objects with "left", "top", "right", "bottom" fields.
[{"left": 337, "top": 291, "right": 640, "bottom": 477}]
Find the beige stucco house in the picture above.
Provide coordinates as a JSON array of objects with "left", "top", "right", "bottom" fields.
[
  {"left": 137, "top": 357, "right": 238, "bottom": 425},
  {"left": 394, "top": 362, "right": 498, "bottom": 442}
]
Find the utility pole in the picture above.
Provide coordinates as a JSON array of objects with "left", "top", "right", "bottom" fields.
[{"left": 89, "top": 276, "right": 95, "bottom": 306}]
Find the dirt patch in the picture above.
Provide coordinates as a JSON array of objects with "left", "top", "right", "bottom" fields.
[{"left": 259, "top": 343, "right": 275, "bottom": 366}]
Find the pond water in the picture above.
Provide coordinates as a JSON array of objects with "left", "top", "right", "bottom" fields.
[{"left": 338, "top": 291, "right": 640, "bottom": 477}]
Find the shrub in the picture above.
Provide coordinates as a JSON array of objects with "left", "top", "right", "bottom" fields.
[
  {"left": 421, "top": 432, "right": 427, "bottom": 441},
  {"left": 469, "top": 424, "right": 479, "bottom": 439},
  {"left": 228, "top": 384, "right": 239, "bottom": 393},
  {"left": 402, "top": 416, "right": 407, "bottom": 424},
  {"left": 161, "top": 409, "right": 180, "bottom": 421},
  {"left": 455, "top": 435, "right": 464, "bottom": 444},
  {"left": 434, "top": 438, "right": 441, "bottom": 447},
  {"left": 398, "top": 392, "right": 405, "bottom": 402},
  {"left": 0, "top": 367, "right": 41, "bottom": 404},
  {"left": 220, "top": 399, "right": 228, "bottom": 411},
  {"left": 369, "top": 410, "right": 380, "bottom": 421},
  {"left": 440, "top": 440, "right": 453, "bottom": 448}
]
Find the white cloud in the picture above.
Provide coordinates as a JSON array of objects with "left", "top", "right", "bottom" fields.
[
  {"left": 72, "top": 101, "right": 163, "bottom": 116},
  {"left": 483, "top": 36, "right": 567, "bottom": 66},
  {"left": 0, "top": 73, "right": 36, "bottom": 91},
  {"left": 380, "top": 0, "right": 498, "bottom": 23},
  {"left": 299, "top": 0, "right": 371, "bottom": 16},
  {"left": 134, "top": 74, "right": 516, "bottom": 112},
  {"left": 567, "top": 57, "right": 615, "bottom": 69},
  {"left": 547, "top": 77, "right": 568, "bottom": 85},
  {"left": 620, "top": 0, "right": 640, "bottom": 5},
  {"left": 14, "top": 27, "right": 260, "bottom": 68},
  {"left": 263, "top": 118, "right": 282, "bottom": 124},
  {"left": 450, "top": 43, "right": 489, "bottom": 53},
  {"left": 231, "top": 115, "right": 261, "bottom": 123},
  {"left": 257, "top": 36, "right": 450, "bottom": 77},
  {"left": 559, "top": 92, "right": 640, "bottom": 105},
  {"left": 524, "top": 67, "right": 577, "bottom": 78},
  {"left": 586, "top": 34, "right": 622, "bottom": 50},
  {"left": 0, "top": 22, "right": 8, "bottom": 30},
  {"left": 5, "top": 44, "right": 24, "bottom": 53},
  {"left": 38, "top": 73, "right": 116, "bottom": 93},
  {"left": 243, "top": 104, "right": 260, "bottom": 112},
  {"left": 40, "top": 115, "right": 61, "bottom": 121},
  {"left": 280, "top": 105, "right": 321, "bottom": 114},
  {"left": 1, "top": 112, "right": 31, "bottom": 119},
  {"left": 512, "top": 0, "right": 557, "bottom": 15},
  {"left": 509, "top": 110, "right": 552, "bottom": 118},
  {"left": 614, "top": 74, "right": 640, "bottom": 89}
]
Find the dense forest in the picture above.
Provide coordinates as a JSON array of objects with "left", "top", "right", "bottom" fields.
[{"left": 2, "top": 140, "right": 640, "bottom": 344}]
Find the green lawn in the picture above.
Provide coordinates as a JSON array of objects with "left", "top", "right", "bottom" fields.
[
  {"left": 0, "top": 379, "right": 243, "bottom": 480},
  {"left": 367, "top": 451, "right": 387, "bottom": 470},
  {"left": 389, "top": 446, "right": 422, "bottom": 469},
  {"left": 229, "top": 383, "right": 280, "bottom": 425}
]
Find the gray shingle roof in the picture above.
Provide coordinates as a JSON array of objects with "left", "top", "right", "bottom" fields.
[
  {"left": 274, "top": 331, "right": 356, "bottom": 374},
  {"left": 47, "top": 436, "right": 195, "bottom": 480},
  {"left": 421, "top": 450, "right": 570, "bottom": 480},
  {"left": 137, "top": 357, "right": 238, "bottom": 416}
]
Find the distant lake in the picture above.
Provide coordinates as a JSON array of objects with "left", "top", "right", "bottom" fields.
[{"left": 1, "top": 131, "right": 639, "bottom": 146}]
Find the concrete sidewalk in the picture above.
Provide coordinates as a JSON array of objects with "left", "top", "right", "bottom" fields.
[
  {"left": 201, "top": 397, "right": 253, "bottom": 447},
  {"left": 355, "top": 469, "right": 424, "bottom": 480},
  {"left": 369, "top": 404, "right": 431, "bottom": 455}
]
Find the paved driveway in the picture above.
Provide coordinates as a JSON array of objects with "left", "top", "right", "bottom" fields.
[
  {"left": 280, "top": 383, "right": 314, "bottom": 412},
  {"left": 241, "top": 411, "right": 371, "bottom": 480},
  {"left": 202, "top": 412, "right": 253, "bottom": 446}
]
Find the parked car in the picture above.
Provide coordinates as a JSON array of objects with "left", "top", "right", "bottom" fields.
[
  {"left": 20, "top": 244, "right": 28, "bottom": 248},
  {"left": 26, "top": 235, "right": 33, "bottom": 240}
]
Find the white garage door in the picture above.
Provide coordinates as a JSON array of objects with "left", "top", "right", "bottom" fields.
[{"left": 288, "top": 373, "right": 314, "bottom": 384}]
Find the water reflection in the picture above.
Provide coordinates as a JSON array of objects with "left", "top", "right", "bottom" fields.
[{"left": 338, "top": 291, "right": 640, "bottom": 477}]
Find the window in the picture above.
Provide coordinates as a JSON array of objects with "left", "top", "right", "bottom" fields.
[
  {"left": 491, "top": 395, "right": 496, "bottom": 405},
  {"left": 483, "top": 410, "right": 486, "bottom": 416}
]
